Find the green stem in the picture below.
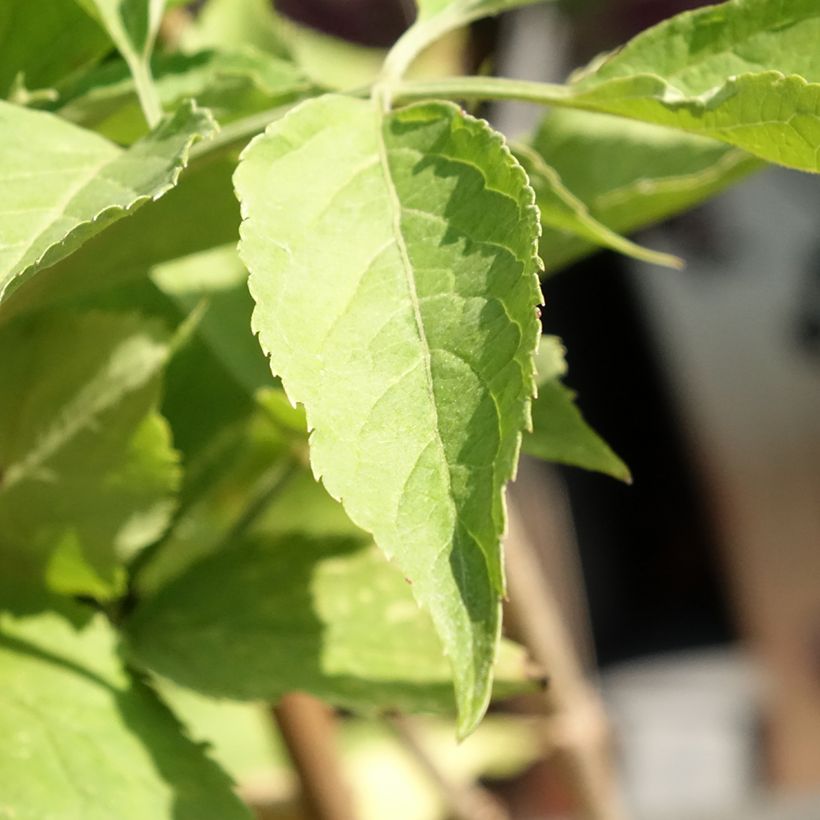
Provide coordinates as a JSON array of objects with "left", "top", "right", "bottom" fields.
[
  {"left": 188, "top": 103, "right": 295, "bottom": 160},
  {"left": 131, "top": 59, "right": 164, "bottom": 129},
  {"left": 393, "top": 75, "right": 574, "bottom": 106},
  {"left": 380, "top": 15, "right": 450, "bottom": 86},
  {"left": 214, "top": 457, "right": 302, "bottom": 552}
]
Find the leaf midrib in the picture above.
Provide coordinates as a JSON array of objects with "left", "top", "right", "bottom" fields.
[{"left": 373, "top": 106, "right": 459, "bottom": 539}]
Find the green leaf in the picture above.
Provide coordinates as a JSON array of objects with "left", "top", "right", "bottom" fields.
[
  {"left": 0, "top": 312, "right": 179, "bottom": 598},
  {"left": 135, "top": 390, "right": 300, "bottom": 596},
  {"left": 151, "top": 244, "right": 272, "bottom": 395},
  {"left": 529, "top": 108, "right": 763, "bottom": 271},
  {"left": 0, "top": 0, "right": 110, "bottom": 98},
  {"left": 57, "top": 46, "right": 312, "bottom": 143},
  {"left": 126, "top": 531, "right": 538, "bottom": 717},
  {"left": 564, "top": 0, "right": 820, "bottom": 172},
  {"left": 235, "top": 94, "right": 542, "bottom": 736},
  {"left": 0, "top": 590, "right": 251, "bottom": 819},
  {"left": 398, "top": 0, "right": 820, "bottom": 171},
  {"left": 0, "top": 149, "right": 239, "bottom": 324},
  {"left": 523, "top": 337, "right": 630, "bottom": 482},
  {"left": 79, "top": 0, "right": 166, "bottom": 125},
  {"left": 514, "top": 143, "right": 684, "bottom": 271},
  {"left": 0, "top": 100, "right": 215, "bottom": 307}
]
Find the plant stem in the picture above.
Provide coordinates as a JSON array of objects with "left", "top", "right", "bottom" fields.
[
  {"left": 504, "top": 496, "right": 626, "bottom": 820},
  {"left": 215, "top": 456, "right": 302, "bottom": 551},
  {"left": 394, "top": 75, "right": 574, "bottom": 106},
  {"left": 389, "top": 717, "right": 511, "bottom": 820},
  {"left": 380, "top": 14, "right": 452, "bottom": 86},
  {"left": 131, "top": 59, "right": 164, "bottom": 129},
  {"left": 272, "top": 693, "right": 356, "bottom": 820},
  {"left": 188, "top": 104, "right": 295, "bottom": 161}
]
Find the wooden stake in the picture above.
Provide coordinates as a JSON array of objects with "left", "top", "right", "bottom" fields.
[{"left": 272, "top": 693, "right": 356, "bottom": 820}]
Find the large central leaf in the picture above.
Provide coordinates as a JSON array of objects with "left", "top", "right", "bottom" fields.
[{"left": 235, "top": 94, "right": 541, "bottom": 735}]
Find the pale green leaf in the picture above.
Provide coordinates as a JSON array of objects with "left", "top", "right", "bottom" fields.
[
  {"left": 524, "top": 337, "right": 630, "bottom": 482},
  {"left": 134, "top": 390, "right": 301, "bottom": 596},
  {"left": 0, "top": 312, "right": 179, "bottom": 597},
  {"left": 0, "top": 0, "right": 110, "bottom": 98},
  {"left": 0, "top": 150, "right": 238, "bottom": 324},
  {"left": 564, "top": 0, "right": 820, "bottom": 172},
  {"left": 514, "top": 142, "right": 684, "bottom": 271},
  {"left": 0, "top": 100, "right": 215, "bottom": 306},
  {"left": 79, "top": 0, "right": 166, "bottom": 125},
  {"left": 155, "top": 684, "right": 291, "bottom": 787},
  {"left": 126, "top": 532, "right": 539, "bottom": 717},
  {"left": 57, "top": 46, "right": 312, "bottom": 143},
  {"left": 530, "top": 108, "right": 763, "bottom": 271},
  {"left": 0, "top": 590, "right": 251, "bottom": 820},
  {"left": 235, "top": 94, "right": 542, "bottom": 735}
]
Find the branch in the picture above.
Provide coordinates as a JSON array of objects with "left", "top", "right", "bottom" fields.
[
  {"left": 504, "top": 495, "right": 626, "bottom": 820},
  {"left": 389, "top": 717, "right": 510, "bottom": 820},
  {"left": 393, "top": 75, "right": 573, "bottom": 106},
  {"left": 272, "top": 693, "right": 356, "bottom": 820}
]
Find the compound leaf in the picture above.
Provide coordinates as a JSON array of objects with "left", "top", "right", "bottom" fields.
[
  {"left": 235, "top": 94, "right": 542, "bottom": 736},
  {"left": 0, "top": 590, "right": 250, "bottom": 820},
  {"left": 0, "top": 312, "right": 179, "bottom": 598},
  {"left": 0, "top": 99, "right": 215, "bottom": 306}
]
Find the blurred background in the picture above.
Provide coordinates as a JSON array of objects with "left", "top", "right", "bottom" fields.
[{"left": 159, "top": 1, "right": 820, "bottom": 818}]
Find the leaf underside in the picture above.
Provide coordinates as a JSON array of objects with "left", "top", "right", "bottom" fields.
[
  {"left": 0, "top": 100, "right": 215, "bottom": 305},
  {"left": 529, "top": 108, "right": 762, "bottom": 271},
  {"left": 0, "top": 0, "right": 110, "bottom": 97},
  {"left": 235, "top": 93, "right": 542, "bottom": 735},
  {"left": 514, "top": 143, "right": 684, "bottom": 271},
  {"left": 0, "top": 591, "right": 250, "bottom": 820},
  {"left": 0, "top": 312, "right": 179, "bottom": 598},
  {"left": 126, "top": 530, "right": 536, "bottom": 716}
]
